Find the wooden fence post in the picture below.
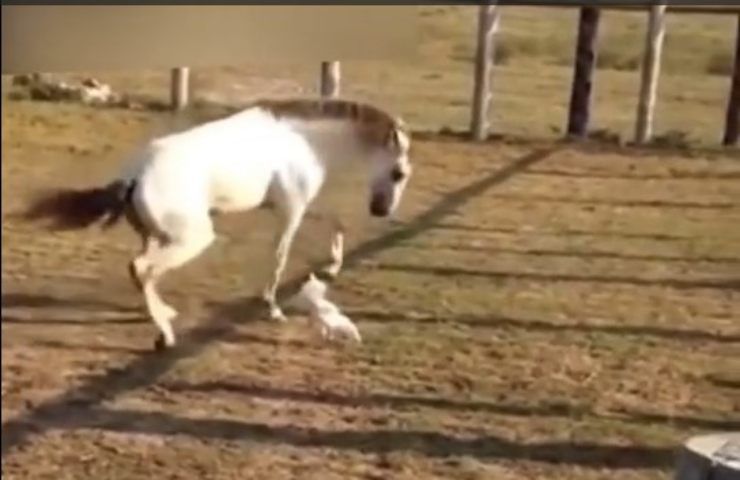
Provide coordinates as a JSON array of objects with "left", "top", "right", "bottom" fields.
[
  {"left": 320, "top": 61, "right": 341, "bottom": 98},
  {"left": 170, "top": 67, "right": 190, "bottom": 111},
  {"left": 723, "top": 14, "right": 740, "bottom": 146},
  {"left": 470, "top": 3, "right": 500, "bottom": 141},
  {"left": 635, "top": 4, "right": 667, "bottom": 144},
  {"left": 566, "top": 6, "right": 601, "bottom": 138}
]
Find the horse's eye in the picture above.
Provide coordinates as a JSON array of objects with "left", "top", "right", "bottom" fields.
[{"left": 390, "top": 167, "right": 405, "bottom": 182}]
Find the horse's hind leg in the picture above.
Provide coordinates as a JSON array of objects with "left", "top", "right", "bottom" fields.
[
  {"left": 125, "top": 236, "right": 167, "bottom": 336},
  {"left": 138, "top": 219, "right": 215, "bottom": 350},
  {"left": 128, "top": 235, "right": 179, "bottom": 323},
  {"left": 128, "top": 235, "right": 159, "bottom": 291},
  {"left": 125, "top": 196, "right": 158, "bottom": 292}
]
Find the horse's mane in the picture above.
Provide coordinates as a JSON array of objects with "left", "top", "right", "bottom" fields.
[{"left": 249, "top": 97, "right": 408, "bottom": 149}]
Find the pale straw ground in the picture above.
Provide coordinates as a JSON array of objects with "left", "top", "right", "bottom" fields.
[{"left": 2, "top": 6, "right": 739, "bottom": 479}]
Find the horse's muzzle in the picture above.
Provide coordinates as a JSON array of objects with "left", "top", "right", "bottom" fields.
[{"left": 369, "top": 196, "right": 390, "bottom": 217}]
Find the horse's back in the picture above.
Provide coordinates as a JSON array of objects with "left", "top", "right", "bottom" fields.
[{"left": 132, "top": 107, "right": 317, "bottom": 216}]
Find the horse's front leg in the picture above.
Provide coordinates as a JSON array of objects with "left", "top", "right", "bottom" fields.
[
  {"left": 323, "top": 229, "right": 344, "bottom": 278},
  {"left": 263, "top": 206, "right": 306, "bottom": 322},
  {"left": 321, "top": 214, "right": 345, "bottom": 279}
]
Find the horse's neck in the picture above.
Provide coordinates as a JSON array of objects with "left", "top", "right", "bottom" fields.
[{"left": 290, "top": 119, "right": 371, "bottom": 171}]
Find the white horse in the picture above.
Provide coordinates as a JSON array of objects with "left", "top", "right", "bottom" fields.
[{"left": 23, "top": 98, "right": 412, "bottom": 350}]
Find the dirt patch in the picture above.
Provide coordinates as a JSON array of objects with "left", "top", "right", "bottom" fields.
[{"left": 2, "top": 101, "right": 739, "bottom": 479}]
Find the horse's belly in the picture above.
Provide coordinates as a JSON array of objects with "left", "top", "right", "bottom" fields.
[
  {"left": 210, "top": 191, "right": 263, "bottom": 213},
  {"left": 209, "top": 168, "right": 272, "bottom": 213}
]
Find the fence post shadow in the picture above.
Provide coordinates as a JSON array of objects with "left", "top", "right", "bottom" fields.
[{"left": 1, "top": 144, "right": 557, "bottom": 458}]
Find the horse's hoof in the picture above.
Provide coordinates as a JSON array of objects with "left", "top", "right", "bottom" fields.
[
  {"left": 266, "top": 303, "right": 288, "bottom": 322},
  {"left": 154, "top": 335, "right": 175, "bottom": 352},
  {"left": 270, "top": 311, "right": 289, "bottom": 323}
]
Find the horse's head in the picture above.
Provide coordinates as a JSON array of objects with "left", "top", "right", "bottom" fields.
[{"left": 368, "top": 125, "right": 412, "bottom": 218}]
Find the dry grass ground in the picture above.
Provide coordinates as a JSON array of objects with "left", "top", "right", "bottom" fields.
[{"left": 2, "top": 5, "right": 740, "bottom": 480}]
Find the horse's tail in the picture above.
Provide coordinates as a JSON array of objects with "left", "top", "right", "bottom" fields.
[{"left": 21, "top": 179, "right": 136, "bottom": 231}]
